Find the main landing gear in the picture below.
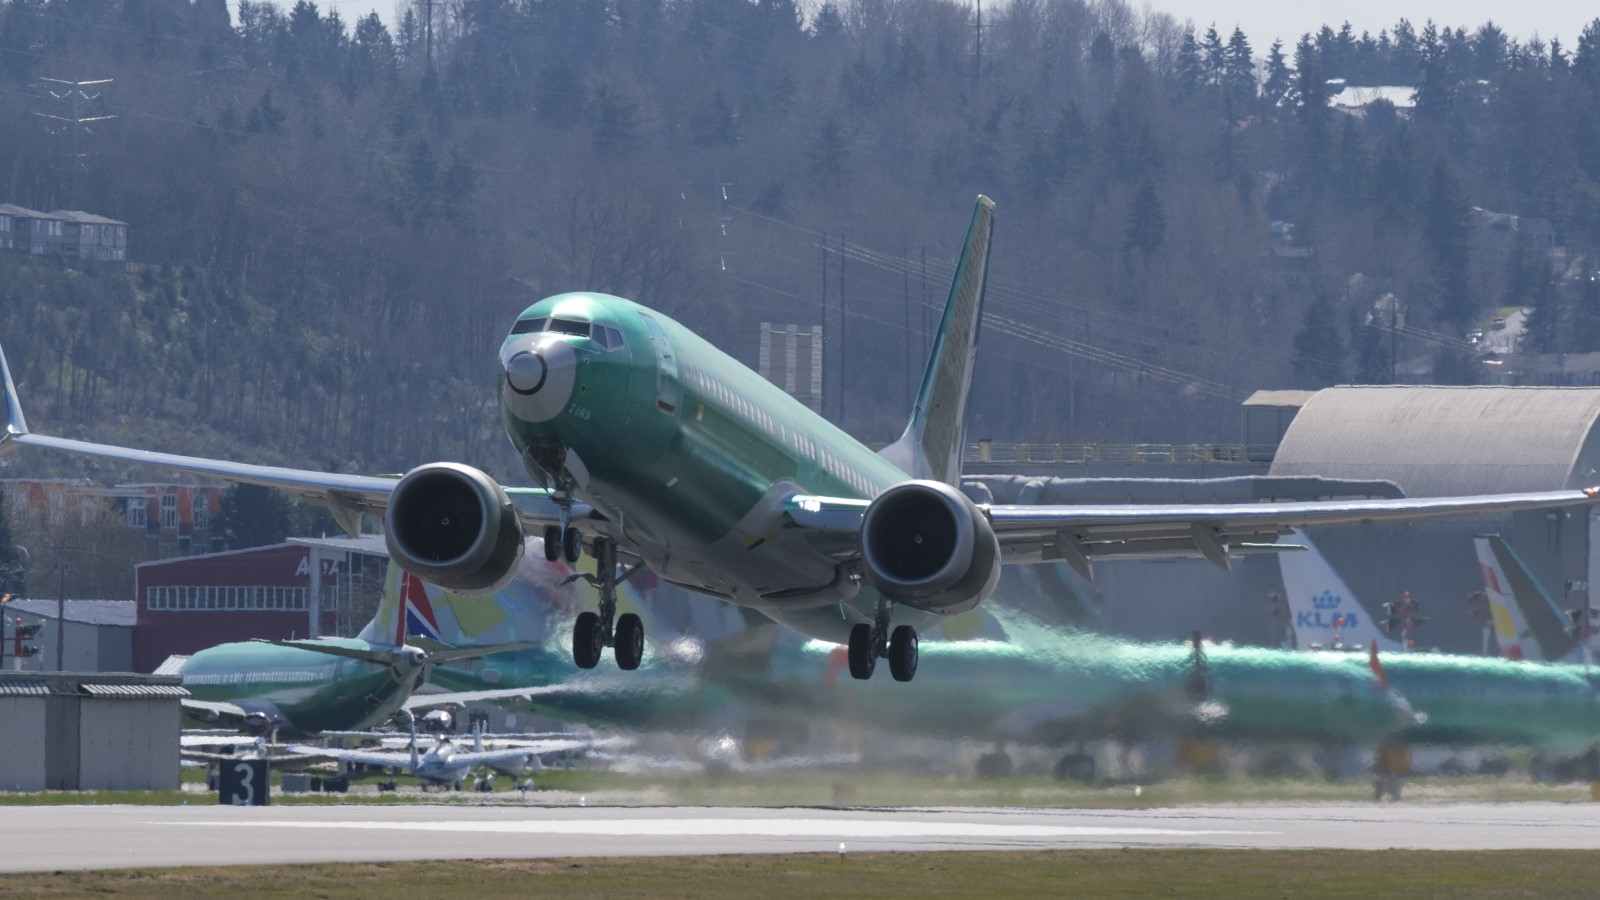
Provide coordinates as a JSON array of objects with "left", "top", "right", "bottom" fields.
[
  {"left": 564, "top": 536, "right": 645, "bottom": 672},
  {"left": 847, "top": 598, "right": 919, "bottom": 682},
  {"left": 543, "top": 524, "right": 582, "bottom": 563}
]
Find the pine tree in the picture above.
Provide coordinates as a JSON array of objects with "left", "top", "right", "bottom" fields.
[
  {"left": 1223, "top": 27, "right": 1254, "bottom": 104},
  {"left": 1262, "top": 39, "right": 1291, "bottom": 111},
  {"left": 1121, "top": 182, "right": 1166, "bottom": 269},
  {"left": 1293, "top": 296, "right": 1348, "bottom": 387},
  {"left": 1174, "top": 28, "right": 1202, "bottom": 94}
]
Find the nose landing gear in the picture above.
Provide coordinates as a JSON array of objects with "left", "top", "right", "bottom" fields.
[
  {"left": 846, "top": 598, "right": 919, "bottom": 682},
  {"left": 564, "top": 537, "right": 646, "bottom": 671}
]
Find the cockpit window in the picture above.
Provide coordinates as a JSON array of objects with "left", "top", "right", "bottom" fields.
[
  {"left": 510, "top": 317, "right": 547, "bottom": 335},
  {"left": 595, "top": 326, "right": 625, "bottom": 349},
  {"left": 547, "top": 318, "right": 592, "bottom": 337}
]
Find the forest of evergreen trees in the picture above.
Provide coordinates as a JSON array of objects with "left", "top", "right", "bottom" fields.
[{"left": 1, "top": 0, "right": 1599, "bottom": 485}]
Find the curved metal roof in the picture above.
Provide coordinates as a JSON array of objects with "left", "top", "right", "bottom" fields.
[{"left": 1268, "top": 386, "right": 1600, "bottom": 496}]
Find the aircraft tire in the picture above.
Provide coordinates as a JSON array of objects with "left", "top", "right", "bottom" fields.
[
  {"left": 1053, "top": 753, "right": 1095, "bottom": 783},
  {"left": 573, "top": 612, "right": 603, "bottom": 669},
  {"left": 847, "top": 623, "right": 876, "bottom": 680},
  {"left": 976, "top": 750, "right": 1013, "bottom": 780},
  {"left": 615, "top": 613, "right": 645, "bottom": 670},
  {"left": 544, "top": 525, "right": 561, "bottom": 561},
  {"left": 888, "top": 625, "right": 918, "bottom": 682},
  {"left": 562, "top": 527, "right": 582, "bottom": 563}
]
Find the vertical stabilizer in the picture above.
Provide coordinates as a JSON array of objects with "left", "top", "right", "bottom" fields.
[
  {"left": 1277, "top": 530, "right": 1400, "bottom": 652},
  {"left": 879, "top": 195, "right": 996, "bottom": 485},
  {"left": 1475, "top": 535, "right": 1576, "bottom": 662},
  {"left": 357, "top": 563, "right": 409, "bottom": 646}
]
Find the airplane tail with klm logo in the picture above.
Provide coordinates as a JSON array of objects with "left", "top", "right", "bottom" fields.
[{"left": 1277, "top": 530, "right": 1400, "bottom": 652}]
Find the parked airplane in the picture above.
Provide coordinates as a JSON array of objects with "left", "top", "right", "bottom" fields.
[
  {"left": 1278, "top": 529, "right": 1401, "bottom": 652},
  {"left": 292, "top": 723, "right": 587, "bottom": 792},
  {"left": 1275, "top": 533, "right": 1600, "bottom": 754},
  {"left": 6, "top": 197, "right": 1600, "bottom": 683},
  {"left": 172, "top": 562, "right": 558, "bottom": 737},
  {"left": 1473, "top": 534, "right": 1584, "bottom": 662},
  {"left": 415, "top": 560, "right": 1412, "bottom": 780}
]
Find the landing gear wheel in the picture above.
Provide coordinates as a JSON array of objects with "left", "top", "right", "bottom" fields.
[
  {"left": 562, "top": 527, "right": 582, "bottom": 563},
  {"left": 888, "top": 625, "right": 919, "bottom": 682},
  {"left": 847, "top": 623, "right": 876, "bottom": 680},
  {"left": 976, "top": 750, "right": 1014, "bottom": 779},
  {"left": 573, "top": 611, "right": 603, "bottom": 669},
  {"left": 614, "top": 613, "right": 645, "bottom": 670},
  {"left": 1053, "top": 753, "right": 1096, "bottom": 783},
  {"left": 543, "top": 525, "right": 561, "bottom": 561}
]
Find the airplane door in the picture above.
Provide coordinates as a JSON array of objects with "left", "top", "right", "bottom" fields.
[{"left": 636, "top": 312, "right": 681, "bottom": 414}]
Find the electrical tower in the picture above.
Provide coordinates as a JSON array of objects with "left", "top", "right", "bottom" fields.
[{"left": 34, "top": 77, "right": 116, "bottom": 206}]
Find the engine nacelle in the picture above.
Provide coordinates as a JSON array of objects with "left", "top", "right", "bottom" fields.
[
  {"left": 859, "top": 479, "right": 1001, "bottom": 615},
  {"left": 384, "top": 462, "right": 525, "bottom": 595}
]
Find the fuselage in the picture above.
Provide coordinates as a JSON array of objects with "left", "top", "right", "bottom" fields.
[
  {"left": 499, "top": 292, "right": 930, "bottom": 643},
  {"left": 180, "top": 639, "right": 414, "bottom": 737},
  {"left": 1361, "top": 652, "right": 1600, "bottom": 753}
]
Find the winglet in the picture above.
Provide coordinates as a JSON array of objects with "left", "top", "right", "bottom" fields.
[{"left": 0, "top": 341, "right": 28, "bottom": 444}]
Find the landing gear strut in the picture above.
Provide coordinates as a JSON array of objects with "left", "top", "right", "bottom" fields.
[
  {"left": 566, "top": 537, "right": 646, "bottom": 671},
  {"left": 846, "top": 598, "right": 919, "bottom": 682}
]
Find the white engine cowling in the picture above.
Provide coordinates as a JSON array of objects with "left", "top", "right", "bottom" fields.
[
  {"left": 859, "top": 479, "right": 1001, "bottom": 615},
  {"left": 384, "top": 463, "right": 525, "bottom": 595}
]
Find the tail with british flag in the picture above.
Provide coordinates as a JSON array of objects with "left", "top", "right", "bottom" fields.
[{"left": 356, "top": 562, "right": 454, "bottom": 650}]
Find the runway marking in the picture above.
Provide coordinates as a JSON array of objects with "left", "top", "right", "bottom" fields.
[{"left": 153, "top": 818, "right": 1269, "bottom": 839}]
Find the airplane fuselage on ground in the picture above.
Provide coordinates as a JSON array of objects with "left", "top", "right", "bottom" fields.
[{"left": 181, "top": 639, "right": 416, "bottom": 737}]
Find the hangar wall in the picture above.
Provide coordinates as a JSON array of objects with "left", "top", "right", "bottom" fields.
[{"left": 0, "top": 673, "right": 186, "bottom": 792}]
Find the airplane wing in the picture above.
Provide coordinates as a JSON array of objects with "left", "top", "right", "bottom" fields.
[
  {"left": 180, "top": 733, "right": 264, "bottom": 749},
  {"left": 0, "top": 344, "right": 579, "bottom": 536},
  {"left": 181, "top": 698, "right": 250, "bottom": 722},
  {"left": 401, "top": 683, "right": 598, "bottom": 711},
  {"left": 785, "top": 489, "right": 1600, "bottom": 574},
  {"left": 285, "top": 743, "right": 414, "bottom": 768},
  {"left": 452, "top": 738, "right": 591, "bottom": 766}
]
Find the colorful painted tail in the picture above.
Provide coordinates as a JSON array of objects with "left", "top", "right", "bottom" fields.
[
  {"left": 1277, "top": 530, "right": 1400, "bottom": 652},
  {"left": 1473, "top": 534, "right": 1577, "bottom": 662}
]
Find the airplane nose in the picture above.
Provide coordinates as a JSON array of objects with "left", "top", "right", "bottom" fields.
[
  {"left": 505, "top": 350, "right": 549, "bottom": 395},
  {"left": 501, "top": 336, "right": 577, "bottom": 423}
]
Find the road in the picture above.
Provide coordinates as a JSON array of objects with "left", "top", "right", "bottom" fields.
[{"left": 4, "top": 802, "right": 1600, "bottom": 871}]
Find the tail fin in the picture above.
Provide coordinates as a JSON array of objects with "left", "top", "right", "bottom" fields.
[
  {"left": 879, "top": 195, "right": 996, "bottom": 486},
  {"left": 357, "top": 563, "right": 409, "bottom": 645},
  {"left": 1474, "top": 535, "right": 1576, "bottom": 662},
  {"left": 1276, "top": 530, "right": 1399, "bottom": 651}
]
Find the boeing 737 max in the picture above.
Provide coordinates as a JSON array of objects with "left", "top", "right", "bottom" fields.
[{"left": 4, "top": 196, "right": 1599, "bottom": 683}]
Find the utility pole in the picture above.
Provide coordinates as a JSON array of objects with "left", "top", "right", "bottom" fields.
[
  {"left": 974, "top": 0, "right": 983, "bottom": 92},
  {"left": 838, "top": 229, "right": 847, "bottom": 425},
  {"left": 34, "top": 77, "right": 115, "bottom": 207},
  {"left": 821, "top": 231, "right": 829, "bottom": 419},
  {"left": 424, "top": 0, "right": 433, "bottom": 71},
  {"left": 713, "top": 170, "right": 733, "bottom": 270}
]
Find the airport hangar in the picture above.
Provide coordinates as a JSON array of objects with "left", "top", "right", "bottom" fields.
[{"left": 966, "top": 385, "right": 1600, "bottom": 655}]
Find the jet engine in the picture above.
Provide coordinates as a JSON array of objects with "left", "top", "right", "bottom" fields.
[
  {"left": 241, "top": 711, "right": 273, "bottom": 736},
  {"left": 859, "top": 479, "right": 1001, "bottom": 615},
  {"left": 384, "top": 462, "right": 525, "bottom": 595}
]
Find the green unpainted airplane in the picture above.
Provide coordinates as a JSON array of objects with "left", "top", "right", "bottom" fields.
[
  {"left": 417, "top": 559, "right": 1600, "bottom": 781},
  {"left": 6, "top": 197, "right": 1600, "bottom": 684},
  {"left": 174, "top": 563, "right": 557, "bottom": 739}
]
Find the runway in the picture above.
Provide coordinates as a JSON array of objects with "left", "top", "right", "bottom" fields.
[{"left": 5, "top": 802, "right": 1600, "bottom": 871}]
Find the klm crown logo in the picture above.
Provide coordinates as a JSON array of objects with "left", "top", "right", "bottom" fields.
[{"left": 1312, "top": 590, "right": 1343, "bottom": 611}]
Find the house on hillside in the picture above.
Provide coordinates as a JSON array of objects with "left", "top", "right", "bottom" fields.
[{"left": 52, "top": 210, "right": 127, "bottom": 261}]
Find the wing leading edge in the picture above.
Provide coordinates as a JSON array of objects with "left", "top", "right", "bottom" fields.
[
  {"left": 784, "top": 487, "right": 1600, "bottom": 577},
  {"left": 0, "top": 342, "right": 576, "bottom": 535}
]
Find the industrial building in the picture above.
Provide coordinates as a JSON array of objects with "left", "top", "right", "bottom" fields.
[
  {"left": 132, "top": 536, "right": 387, "bottom": 671},
  {"left": 0, "top": 671, "right": 185, "bottom": 792},
  {"left": 1, "top": 598, "right": 135, "bottom": 672},
  {"left": 967, "top": 385, "right": 1600, "bottom": 655}
]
